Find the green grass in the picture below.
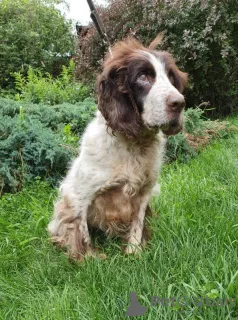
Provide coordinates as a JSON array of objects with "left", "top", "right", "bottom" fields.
[{"left": 0, "top": 120, "right": 238, "bottom": 319}]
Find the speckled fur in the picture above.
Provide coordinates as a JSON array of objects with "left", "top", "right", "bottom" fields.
[{"left": 47, "top": 37, "right": 187, "bottom": 260}]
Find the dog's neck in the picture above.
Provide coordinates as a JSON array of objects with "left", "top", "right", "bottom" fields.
[{"left": 110, "top": 124, "right": 161, "bottom": 149}]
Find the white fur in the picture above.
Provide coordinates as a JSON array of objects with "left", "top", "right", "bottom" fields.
[{"left": 142, "top": 52, "right": 184, "bottom": 128}]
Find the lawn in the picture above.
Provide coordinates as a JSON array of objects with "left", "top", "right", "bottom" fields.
[{"left": 0, "top": 119, "right": 238, "bottom": 320}]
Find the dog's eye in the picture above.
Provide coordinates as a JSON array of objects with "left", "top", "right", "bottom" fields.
[
  {"left": 168, "top": 70, "right": 175, "bottom": 86},
  {"left": 169, "top": 75, "right": 175, "bottom": 86},
  {"left": 138, "top": 74, "right": 148, "bottom": 81},
  {"left": 137, "top": 74, "right": 150, "bottom": 85}
]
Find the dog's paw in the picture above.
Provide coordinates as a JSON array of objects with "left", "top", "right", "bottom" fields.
[
  {"left": 85, "top": 247, "right": 107, "bottom": 260},
  {"left": 124, "top": 244, "right": 142, "bottom": 255},
  {"left": 66, "top": 247, "right": 107, "bottom": 262},
  {"left": 152, "top": 183, "right": 160, "bottom": 196}
]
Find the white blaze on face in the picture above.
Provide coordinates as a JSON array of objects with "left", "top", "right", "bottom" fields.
[{"left": 141, "top": 52, "right": 185, "bottom": 128}]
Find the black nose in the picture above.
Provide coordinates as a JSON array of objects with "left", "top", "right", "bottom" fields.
[{"left": 167, "top": 93, "right": 185, "bottom": 112}]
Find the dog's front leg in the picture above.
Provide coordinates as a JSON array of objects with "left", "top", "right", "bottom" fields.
[
  {"left": 74, "top": 197, "right": 92, "bottom": 255},
  {"left": 48, "top": 194, "right": 93, "bottom": 260},
  {"left": 125, "top": 194, "right": 151, "bottom": 255}
]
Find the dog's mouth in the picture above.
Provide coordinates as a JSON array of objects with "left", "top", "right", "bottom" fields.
[
  {"left": 146, "top": 121, "right": 183, "bottom": 135},
  {"left": 160, "top": 119, "right": 183, "bottom": 136},
  {"left": 145, "top": 115, "right": 184, "bottom": 136}
]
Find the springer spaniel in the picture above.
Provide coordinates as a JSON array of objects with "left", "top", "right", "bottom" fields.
[{"left": 48, "top": 37, "right": 188, "bottom": 259}]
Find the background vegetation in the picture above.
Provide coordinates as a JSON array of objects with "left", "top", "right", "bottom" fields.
[
  {"left": 0, "top": 0, "right": 75, "bottom": 89},
  {"left": 1, "top": 90, "right": 234, "bottom": 195},
  {"left": 12, "top": 61, "right": 90, "bottom": 105},
  {"left": 0, "top": 97, "right": 96, "bottom": 194}
]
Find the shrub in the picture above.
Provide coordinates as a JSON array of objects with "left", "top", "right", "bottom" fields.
[
  {"left": 0, "top": 0, "right": 75, "bottom": 88},
  {"left": 76, "top": 0, "right": 238, "bottom": 116},
  {"left": 166, "top": 132, "right": 196, "bottom": 163},
  {"left": 166, "top": 106, "right": 237, "bottom": 162},
  {"left": 0, "top": 97, "right": 97, "bottom": 136},
  {"left": 0, "top": 115, "right": 73, "bottom": 194},
  {"left": 0, "top": 98, "right": 97, "bottom": 194},
  {"left": 12, "top": 61, "right": 90, "bottom": 105}
]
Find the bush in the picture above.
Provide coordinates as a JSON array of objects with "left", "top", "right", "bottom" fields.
[
  {"left": 0, "top": 0, "right": 75, "bottom": 88},
  {"left": 166, "top": 106, "right": 237, "bottom": 162},
  {"left": 0, "top": 115, "right": 73, "bottom": 194},
  {"left": 76, "top": 0, "right": 238, "bottom": 116},
  {"left": 166, "top": 107, "right": 206, "bottom": 162},
  {"left": 166, "top": 132, "right": 196, "bottom": 163},
  {"left": 0, "top": 98, "right": 97, "bottom": 194},
  {"left": 12, "top": 61, "right": 90, "bottom": 105},
  {"left": 0, "top": 97, "right": 97, "bottom": 136}
]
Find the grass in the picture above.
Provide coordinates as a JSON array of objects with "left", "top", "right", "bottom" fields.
[{"left": 0, "top": 119, "right": 238, "bottom": 319}]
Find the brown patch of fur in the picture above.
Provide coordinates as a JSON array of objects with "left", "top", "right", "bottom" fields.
[
  {"left": 51, "top": 198, "right": 88, "bottom": 260},
  {"left": 148, "top": 32, "right": 164, "bottom": 50},
  {"left": 97, "top": 38, "right": 150, "bottom": 138},
  {"left": 88, "top": 187, "right": 143, "bottom": 238},
  {"left": 88, "top": 188, "right": 153, "bottom": 241}
]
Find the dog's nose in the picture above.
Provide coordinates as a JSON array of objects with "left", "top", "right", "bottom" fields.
[{"left": 167, "top": 93, "right": 185, "bottom": 112}]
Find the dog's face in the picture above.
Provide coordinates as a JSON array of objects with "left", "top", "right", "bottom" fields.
[{"left": 97, "top": 38, "right": 188, "bottom": 137}]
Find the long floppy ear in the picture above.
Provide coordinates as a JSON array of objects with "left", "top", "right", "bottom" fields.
[{"left": 97, "top": 67, "right": 140, "bottom": 137}]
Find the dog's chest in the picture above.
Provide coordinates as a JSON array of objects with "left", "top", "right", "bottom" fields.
[
  {"left": 110, "top": 138, "right": 162, "bottom": 190},
  {"left": 87, "top": 135, "right": 164, "bottom": 238}
]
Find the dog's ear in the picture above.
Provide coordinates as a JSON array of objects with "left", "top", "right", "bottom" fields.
[
  {"left": 97, "top": 67, "right": 140, "bottom": 137},
  {"left": 148, "top": 32, "right": 164, "bottom": 50}
]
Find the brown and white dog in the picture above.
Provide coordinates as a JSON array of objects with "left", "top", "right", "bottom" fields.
[{"left": 48, "top": 37, "right": 188, "bottom": 259}]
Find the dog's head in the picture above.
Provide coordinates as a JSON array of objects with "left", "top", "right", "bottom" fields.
[{"left": 97, "top": 37, "right": 188, "bottom": 137}]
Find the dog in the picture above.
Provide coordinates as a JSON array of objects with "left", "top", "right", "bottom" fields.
[{"left": 48, "top": 36, "right": 188, "bottom": 260}]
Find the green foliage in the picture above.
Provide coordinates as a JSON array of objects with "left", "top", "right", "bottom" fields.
[
  {"left": 62, "top": 124, "right": 79, "bottom": 146},
  {"left": 77, "top": 0, "right": 238, "bottom": 116},
  {"left": 0, "top": 114, "right": 73, "bottom": 194},
  {"left": 166, "top": 132, "right": 197, "bottom": 163},
  {"left": 166, "top": 106, "right": 235, "bottom": 162},
  {"left": 0, "top": 97, "right": 96, "bottom": 135},
  {"left": 165, "top": 109, "right": 201, "bottom": 163},
  {"left": 0, "top": 97, "right": 96, "bottom": 194},
  {"left": 0, "top": 0, "right": 75, "bottom": 88},
  {"left": 184, "top": 107, "right": 208, "bottom": 135},
  {"left": 12, "top": 61, "right": 90, "bottom": 105}
]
